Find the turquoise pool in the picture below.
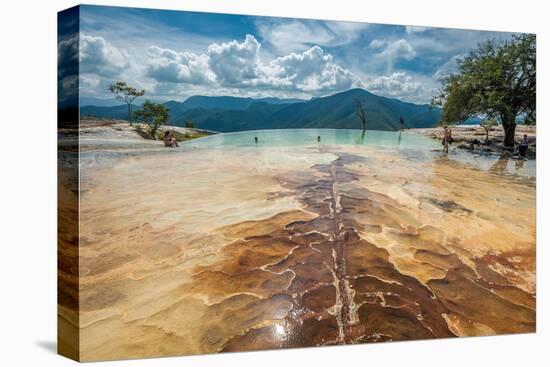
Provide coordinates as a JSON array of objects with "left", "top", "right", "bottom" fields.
[{"left": 183, "top": 129, "right": 439, "bottom": 150}]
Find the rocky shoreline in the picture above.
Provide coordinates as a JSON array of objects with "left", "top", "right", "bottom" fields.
[
  {"left": 58, "top": 117, "right": 216, "bottom": 152},
  {"left": 409, "top": 125, "right": 536, "bottom": 158},
  {"left": 80, "top": 117, "right": 215, "bottom": 139}
]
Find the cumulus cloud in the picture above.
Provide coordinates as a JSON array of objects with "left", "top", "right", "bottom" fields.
[
  {"left": 80, "top": 33, "right": 128, "bottom": 76},
  {"left": 77, "top": 32, "right": 440, "bottom": 103},
  {"left": 145, "top": 34, "right": 360, "bottom": 94},
  {"left": 267, "top": 46, "right": 359, "bottom": 92},
  {"left": 147, "top": 46, "right": 215, "bottom": 84},
  {"left": 207, "top": 35, "right": 261, "bottom": 86},
  {"left": 365, "top": 72, "right": 435, "bottom": 103}
]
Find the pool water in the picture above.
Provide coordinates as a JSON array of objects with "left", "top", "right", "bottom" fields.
[
  {"left": 183, "top": 129, "right": 439, "bottom": 150},
  {"left": 180, "top": 128, "right": 534, "bottom": 178}
]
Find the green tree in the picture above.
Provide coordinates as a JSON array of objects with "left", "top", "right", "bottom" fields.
[
  {"left": 432, "top": 34, "right": 535, "bottom": 147},
  {"left": 134, "top": 100, "right": 170, "bottom": 139},
  {"left": 184, "top": 121, "right": 195, "bottom": 128},
  {"left": 107, "top": 81, "right": 145, "bottom": 126}
]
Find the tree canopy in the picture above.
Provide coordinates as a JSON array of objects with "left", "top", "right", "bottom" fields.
[
  {"left": 107, "top": 81, "right": 145, "bottom": 125},
  {"left": 432, "top": 34, "right": 535, "bottom": 146},
  {"left": 134, "top": 100, "right": 170, "bottom": 139}
]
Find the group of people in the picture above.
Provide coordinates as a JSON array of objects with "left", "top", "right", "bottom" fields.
[
  {"left": 163, "top": 127, "right": 531, "bottom": 159},
  {"left": 442, "top": 126, "right": 530, "bottom": 158}
]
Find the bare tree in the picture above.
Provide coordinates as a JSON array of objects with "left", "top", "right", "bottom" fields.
[
  {"left": 354, "top": 98, "right": 366, "bottom": 130},
  {"left": 480, "top": 120, "right": 497, "bottom": 144}
]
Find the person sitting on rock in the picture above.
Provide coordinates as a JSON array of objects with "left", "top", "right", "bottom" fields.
[
  {"left": 469, "top": 138, "right": 480, "bottom": 150},
  {"left": 163, "top": 130, "right": 179, "bottom": 147}
]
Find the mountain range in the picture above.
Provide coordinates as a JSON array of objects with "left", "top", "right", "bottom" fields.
[{"left": 80, "top": 88, "right": 442, "bottom": 131}]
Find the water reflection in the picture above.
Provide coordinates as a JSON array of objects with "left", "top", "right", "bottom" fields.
[
  {"left": 515, "top": 158, "right": 525, "bottom": 170},
  {"left": 488, "top": 155, "right": 511, "bottom": 175},
  {"left": 355, "top": 129, "right": 367, "bottom": 145},
  {"left": 444, "top": 150, "right": 535, "bottom": 179}
]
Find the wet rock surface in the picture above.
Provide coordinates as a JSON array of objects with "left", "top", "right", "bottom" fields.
[{"left": 64, "top": 143, "right": 535, "bottom": 360}]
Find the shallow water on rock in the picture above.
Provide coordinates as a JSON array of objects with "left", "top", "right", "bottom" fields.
[{"left": 183, "top": 129, "right": 438, "bottom": 149}]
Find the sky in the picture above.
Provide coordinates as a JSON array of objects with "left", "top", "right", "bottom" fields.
[{"left": 70, "top": 5, "right": 520, "bottom": 104}]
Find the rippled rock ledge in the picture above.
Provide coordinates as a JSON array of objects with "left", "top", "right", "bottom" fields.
[{"left": 59, "top": 138, "right": 535, "bottom": 361}]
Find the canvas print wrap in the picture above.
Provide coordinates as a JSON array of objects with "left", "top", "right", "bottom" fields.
[{"left": 58, "top": 5, "right": 536, "bottom": 362}]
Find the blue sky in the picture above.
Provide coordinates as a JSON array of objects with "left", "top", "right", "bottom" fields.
[{"left": 74, "top": 5, "right": 519, "bottom": 104}]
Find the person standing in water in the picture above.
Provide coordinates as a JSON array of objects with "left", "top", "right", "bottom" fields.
[
  {"left": 254, "top": 136, "right": 258, "bottom": 144},
  {"left": 442, "top": 126, "right": 451, "bottom": 155},
  {"left": 317, "top": 136, "right": 321, "bottom": 142},
  {"left": 518, "top": 134, "right": 529, "bottom": 158}
]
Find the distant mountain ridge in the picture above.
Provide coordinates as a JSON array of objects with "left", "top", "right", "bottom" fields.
[{"left": 80, "top": 88, "right": 442, "bottom": 131}]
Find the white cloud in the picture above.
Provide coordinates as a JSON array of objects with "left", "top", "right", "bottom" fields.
[
  {"left": 365, "top": 72, "right": 436, "bottom": 103},
  {"left": 433, "top": 54, "right": 463, "bottom": 82},
  {"left": 78, "top": 32, "right": 444, "bottom": 104},
  {"left": 207, "top": 34, "right": 262, "bottom": 86},
  {"left": 80, "top": 33, "right": 128, "bottom": 76},
  {"left": 326, "top": 21, "right": 370, "bottom": 42},
  {"left": 144, "top": 35, "right": 361, "bottom": 95},
  {"left": 147, "top": 46, "right": 215, "bottom": 84},
  {"left": 405, "top": 25, "right": 429, "bottom": 34},
  {"left": 256, "top": 19, "right": 369, "bottom": 54},
  {"left": 370, "top": 39, "right": 417, "bottom": 73},
  {"left": 407, "top": 29, "right": 515, "bottom": 55},
  {"left": 78, "top": 74, "right": 101, "bottom": 99},
  {"left": 267, "top": 46, "right": 360, "bottom": 92},
  {"left": 379, "top": 39, "right": 416, "bottom": 61},
  {"left": 79, "top": 74, "right": 100, "bottom": 89},
  {"left": 369, "top": 39, "right": 387, "bottom": 49}
]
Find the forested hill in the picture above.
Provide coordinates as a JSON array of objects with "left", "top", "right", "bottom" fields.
[{"left": 80, "top": 88, "right": 442, "bottom": 132}]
